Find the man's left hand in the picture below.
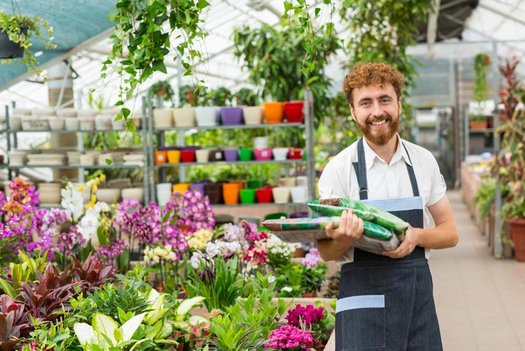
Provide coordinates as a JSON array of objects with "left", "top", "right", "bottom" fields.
[{"left": 382, "top": 226, "right": 420, "bottom": 259}]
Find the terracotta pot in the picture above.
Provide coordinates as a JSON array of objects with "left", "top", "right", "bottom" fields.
[
  {"left": 223, "top": 182, "right": 240, "bottom": 205},
  {"left": 508, "top": 218, "right": 525, "bottom": 261},
  {"left": 283, "top": 101, "right": 304, "bottom": 123},
  {"left": 263, "top": 102, "right": 284, "bottom": 123},
  {"left": 155, "top": 150, "right": 168, "bottom": 165}
]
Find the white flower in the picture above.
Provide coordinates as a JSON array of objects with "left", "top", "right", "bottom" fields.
[
  {"left": 77, "top": 210, "right": 99, "bottom": 241},
  {"left": 190, "top": 251, "right": 204, "bottom": 269},
  {"left": 206, "top": 242, "right": 219, "bottom": 258},
  {"left": 94, "top": 201, "right": 110, "bottom": 214},
  {"left": 282, "top": 286, "right": 293, "bottom": 293},
  {"left": 268, "top": 275, "right": 276, "bottom": 284},
  {"left": 61, "top": 183, "right": 84, "bottom": 221}
]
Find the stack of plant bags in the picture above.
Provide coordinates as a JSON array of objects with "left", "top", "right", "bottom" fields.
[{"left": 262, "top": 198, "right": 409, "bottom": 255}]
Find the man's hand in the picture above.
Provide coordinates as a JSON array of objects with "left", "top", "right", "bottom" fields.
[
  {"left": 382, "top": 226, "right": 420, "bottom": 258},
  {"left": 325, "top": 209, "right": 364, "bottom": 250}
]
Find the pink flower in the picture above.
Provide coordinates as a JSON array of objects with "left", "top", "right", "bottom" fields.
[
  {"left": 264, "top": 325, "right": 314, "bottom": 350},
  {"left": 286, "top": 304, "right": 325, "bottom": 327}
]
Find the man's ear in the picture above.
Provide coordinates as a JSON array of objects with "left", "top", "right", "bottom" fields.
[
  {"left": 398, "top": 97, "right": 403, "bottom": 115},
  {"left": 350, "top": 105, "right": 356, "bottom": 121}
]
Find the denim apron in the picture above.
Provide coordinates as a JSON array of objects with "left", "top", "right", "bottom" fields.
[{"left": 335, "top": 138, "right": 442, "bottom": 351}]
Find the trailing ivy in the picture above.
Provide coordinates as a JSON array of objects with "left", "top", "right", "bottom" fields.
[
  {"left": 339, "top": 0, "right": 435, "bottom": 139},
  {"left": 104, "top": 0, "right": 210, "bottom": 130}
]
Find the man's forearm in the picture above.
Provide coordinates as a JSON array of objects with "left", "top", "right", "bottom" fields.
[
  {"left": 317, "top": 238, "right": 351, "bottom": 262},
  {"left": 414, "top": 220, "right": 458, "bottom": 249}
]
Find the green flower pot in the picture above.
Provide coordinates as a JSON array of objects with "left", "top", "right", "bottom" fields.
[
  {"left": 239, "top": 148, "right": 253, "bottom": 161},
  {"left": 240, "top": 188, "right": 256, "bottom": 204}
]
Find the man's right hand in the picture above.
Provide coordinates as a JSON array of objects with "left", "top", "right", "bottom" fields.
[{"left": 325, "top": 209, "right": 364, "bottom": 250}]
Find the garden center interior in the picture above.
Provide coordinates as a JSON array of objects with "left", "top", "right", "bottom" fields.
[{"left": 1, "top": 0, "right": 525, "bottom": 350}]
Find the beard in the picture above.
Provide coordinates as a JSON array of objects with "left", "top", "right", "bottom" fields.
[{"left": 355, "top": 113, "right": 399, "bottom": 145}]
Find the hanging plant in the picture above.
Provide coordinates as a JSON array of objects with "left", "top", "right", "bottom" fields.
[
  {"left": 473, "top": 53, "right": 491, "bottom": 103},
  {"left": 0, "top": 12, "right": 56, "bottom": 72},
  {"left": 147, "top": 80, "right": 175, "bottom": 107},
  {"left": 104, "top": 0, "right": 210, "bottom": 131},
  {"left": 339, "top": 0, "right": 434, "bottom": 140}
]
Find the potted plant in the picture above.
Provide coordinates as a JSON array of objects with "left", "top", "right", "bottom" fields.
[
  {"left": 0, "top": 12, "right": 55, "bottom": 72},
  {"left": 147, "top": 80, "right": 175, "bottom": 108},
  {"left": 236, "top": 87, "right": 263, "bottom": 125}
]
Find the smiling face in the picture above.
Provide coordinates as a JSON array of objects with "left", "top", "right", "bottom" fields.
[{"left": 350, "top": 84, "right": 401, "bottom": 146}]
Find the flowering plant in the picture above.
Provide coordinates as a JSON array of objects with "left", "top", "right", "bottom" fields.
[
  {"left": 300, "top": 248, "right": 328, "bottom": 294},
  {"left": 286, "top": 304, "right": 335, "bottom": 348},
  {"left": 264, "top": 325, "right": 315, "bottom": 350},
  {"left": 267, "top": 234, "right": 298, "bottom": 267},
  {"left": 0, "top": 178, "right": 69, "bottom": 262}
]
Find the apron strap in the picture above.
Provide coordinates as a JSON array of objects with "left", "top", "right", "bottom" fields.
[
  {"left": 401, "top": 142, "right": 420, "bottom": 197},
  {"left": 352, "top": 138, "right": 420, "bottom": 199},
  {"left": 352, "top": 138, "right": 369, "bottom": 200}
]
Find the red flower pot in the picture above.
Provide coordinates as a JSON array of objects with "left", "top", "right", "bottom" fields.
[
  {"left": 288, "top": 148, "right": 303, "bottom": 160},
  {"left": 256, "top": 187, "right": 273, "bottom": 203},
  {"left": 180, "top": 149, "right": 196, "bottom": 163},
  {"left": 283, "top": 101, "right": 304, "bottom": 123}
]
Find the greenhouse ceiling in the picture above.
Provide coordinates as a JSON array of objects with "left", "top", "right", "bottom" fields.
[{"left": 1, "top": 0, "right": 525, "bottom": 109}]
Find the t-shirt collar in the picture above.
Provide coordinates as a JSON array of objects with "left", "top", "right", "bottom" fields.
[{"left": 362, "top": 134, "right": 412, "bottom": 170}]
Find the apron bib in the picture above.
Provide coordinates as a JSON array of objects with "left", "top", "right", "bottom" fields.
[{"left": 335, "top": 138, "right": 442, "bottom": 351}]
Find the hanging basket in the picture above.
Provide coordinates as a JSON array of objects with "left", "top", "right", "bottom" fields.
[{"left": 0, "top": 29, "right": 24, "bottom": 59}]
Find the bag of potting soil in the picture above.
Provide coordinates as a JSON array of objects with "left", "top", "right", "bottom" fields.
[{"left": 262, "top": 216, "right": 400, "bottom": 253}]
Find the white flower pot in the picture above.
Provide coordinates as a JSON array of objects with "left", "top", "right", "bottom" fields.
[
  {"left": 243, "top": 106, "right": 262, "bottom": 125},
  {"left": 49, "top": 117, "right": 65, "bottom": 130},
  {"left": 291, "top": 186, "right": 308, "bottom": 203},
  {"left": 279, "top": 177, "right": 296, "bottom": 187},
  {"left": 195, "top": 106, "right": 219, "bottom": 126},
  {"left": 153, "top": 109, "right": 172, "bottom": 128},
  {"left": 272, "top": 186, "right": 291, "bottom": 204},
  {"left": 95, "top": 114, "right": 113, "bottom": 130},
  {"left": 65, "top": 118, "right": 79, "bottom": 130},
  {"left": 296, "top": 176, "right": 308, "bottom": 187},
  {"left": 196, "top": 149, "right": 211, "bottom": 163},
  {"left": 273, "top": 147, "right": 289, "bottom": 161},
  {"left": 8, "top": 150, "right": 27, "bottom": 166},
  {"left": 172, "top": 108, "right": 196, "bottom": 127},
  {"left": 96, "top": 188, "right": 121, "bottom": 204},
  {"left": 156, "top": 183, "right": 172, "bottom": 206},
  {"left": 122, "top": 187, "right": 145, "bottom": 204}
]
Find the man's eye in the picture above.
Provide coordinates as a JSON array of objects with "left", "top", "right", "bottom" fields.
[{"left": 360, "top": 101, "right": 370, "bottom": 107}]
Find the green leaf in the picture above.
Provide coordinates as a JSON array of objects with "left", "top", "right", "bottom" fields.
[
  {"left": 105, "top": 158, "right": 113, "bottom": 166},
  {"left": 74, "top": 323, "right": 97, "bottom": 345},
  {"left": 120, "top": 313, "right": 146, "bottom": 341},
  {"left": 92, "top": 313, "right": 119, "bottom": 345},
  {"left": 176, "top": 296, "right": 205, "bottom": 317},
  {"left": 0, "top": 278, "right": 16, "bottom": 298}
]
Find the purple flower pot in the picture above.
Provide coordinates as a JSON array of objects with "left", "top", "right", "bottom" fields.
[
  {"left": 224, "top": 148, "right": 239, "bottom": 162},
  {"left": 220, "top": 107, "right": 243, "bottom": 125},
  {"left": 190, "top": 182, "right": 207, "bottom": 196}
]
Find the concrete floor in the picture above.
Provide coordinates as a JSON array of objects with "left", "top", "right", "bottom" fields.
[{"left": 431, "top": 190, "right": 525, "bottom": 350}]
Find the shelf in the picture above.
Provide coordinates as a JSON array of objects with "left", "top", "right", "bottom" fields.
[
  {"left": 212, "top": 202, "right": 308, "bottom": 208},
  {"left": 156, "top": 159, "right": 306, "bottom": 167},
  {"left": 7, "top": 129, "right": 143, "bottom": 133},
  {"left": 469, "top": 129, "right": 494, "bottom": 133},
  {"left": 154, "top": 122, "right": 305, "bottom": 132},
  {"left": 7, "top": 164, "right": 143, "bottom": 169}
]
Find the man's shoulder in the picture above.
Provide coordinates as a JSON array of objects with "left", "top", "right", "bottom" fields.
[{"left": 401, "top": 138, "right": 437, "bottom": 163}]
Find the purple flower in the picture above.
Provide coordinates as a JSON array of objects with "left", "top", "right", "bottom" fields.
[{"left": 302, "top": 248, "right": 321, "bottom": 269}]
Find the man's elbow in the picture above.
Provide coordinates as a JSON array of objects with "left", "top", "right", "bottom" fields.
[{"left": 448, "top": 229, "right": 459, "bottom": 248}]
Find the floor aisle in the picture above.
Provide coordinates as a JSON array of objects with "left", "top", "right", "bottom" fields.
[{"left": 431, "top": 190, "right": 525, "bottom": 350}]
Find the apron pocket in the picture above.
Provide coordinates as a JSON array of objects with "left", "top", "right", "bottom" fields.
[{"left": 336, "top": 295, "right": 386, "bottom": 350}]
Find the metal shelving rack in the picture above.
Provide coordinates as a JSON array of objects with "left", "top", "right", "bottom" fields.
[
  {"left": 2, "top": 104, "right": 152, "bottom": 204},
  {"left": 147, "top": 92, "right": 316, "bottom": 208}
]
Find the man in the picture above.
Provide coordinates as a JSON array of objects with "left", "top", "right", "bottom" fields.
[{"left": 317, "top": 62, "right": 458, "bottom": 351}]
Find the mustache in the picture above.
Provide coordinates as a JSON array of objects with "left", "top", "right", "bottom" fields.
[{"left": 367, "top": 114, "right": 392, "bottom": 123}]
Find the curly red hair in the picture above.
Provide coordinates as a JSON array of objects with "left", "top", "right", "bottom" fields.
[{"left": 343, "top": 62, "right": 405, "bottom": 106}]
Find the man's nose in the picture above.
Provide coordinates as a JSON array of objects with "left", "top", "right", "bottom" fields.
[{"left": 371, "top": 101, "right": 382, "bottom": 116}]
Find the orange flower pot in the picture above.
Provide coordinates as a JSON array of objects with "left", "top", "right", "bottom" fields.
[
  {"left": 263, "top": 102, "right": 284, "bottom": 124},
  {"left": 167, "top": 150, "right": 181, "bottom": 163},
  {"left": 155, "top": 150, "right": 168, "bottom": 165},
  {"left": 223, "top": 182, "right": 240, "bottom": 205}
]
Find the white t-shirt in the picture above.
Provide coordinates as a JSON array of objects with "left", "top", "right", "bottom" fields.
[{"left": 318, "top": 135, "right": 447, "bottom": 261}]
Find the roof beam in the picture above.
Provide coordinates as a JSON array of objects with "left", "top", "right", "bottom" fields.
[
  {"left": 427, "top": 0, "right": 441, "bottom": 46},
  {"left": 478, "top": 1, "right": 525, "bottom": 27}
]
